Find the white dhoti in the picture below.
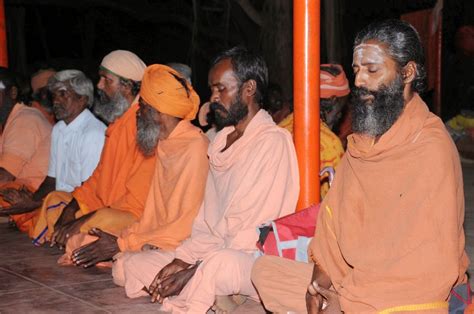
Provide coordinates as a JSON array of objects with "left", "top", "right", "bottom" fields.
[{"left": 114, "top": 249, "right": 258, "bottom": 313}]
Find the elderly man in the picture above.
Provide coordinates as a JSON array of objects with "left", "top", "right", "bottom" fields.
[
  {"left": 113, "top": 47, "right": 299, "bottom": 313},
  {"left": 0, "top": 68, "right": 52, "bottom": 232},
  {"left": 252, "top": 19, "right": 469, "bottom": 313},
  {"left": 65, "top": 64, "right": 208, "bottom": 268},
  {"left": 30, "top": 50, "right": 156, "bottom": 250},
  {"left": 0, "top": 70, "right": 106, "bottom": 237}
]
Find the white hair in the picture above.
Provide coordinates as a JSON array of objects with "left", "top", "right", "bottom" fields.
[{"left": 48, "top": 70, "right": 94, "bottom": 107}]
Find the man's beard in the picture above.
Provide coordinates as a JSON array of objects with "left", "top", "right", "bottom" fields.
[
  {"left": 136, "top": 114, "right": 160, "bottom": 157},
  {"left": 93, "top": 90, "right": 130, "bottom": 124},
  {"left": 351, "top": 74, "right": 405, "bottom": 137},
  {"left": 52, "top": 104, "right": 67, "bottom": 121},
  {"left": 210, "top": 93, "right": 248, "bottom": 131}
]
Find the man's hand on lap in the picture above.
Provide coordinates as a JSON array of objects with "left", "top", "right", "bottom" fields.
[
  {"left": 148, "top": 258, "right": 193, "bottom": 303},
  {"left": 71, "top": 228, "right": 119, "bottom": 268}
]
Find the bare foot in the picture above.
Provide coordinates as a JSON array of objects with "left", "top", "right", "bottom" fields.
[{"left": 212, "top": 295, "right": 247, "bottom": 313}]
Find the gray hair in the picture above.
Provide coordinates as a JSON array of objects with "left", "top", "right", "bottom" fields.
[{"left": 48, "top": 70, "right": 94, "bottom": 107}]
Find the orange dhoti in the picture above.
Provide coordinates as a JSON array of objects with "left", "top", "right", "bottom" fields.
[
  {"left": 0, "top": 181, "right": 38, "bottom": 234},
  {"left": 31, "top": 191, "right": 138, "bottom": 246}
]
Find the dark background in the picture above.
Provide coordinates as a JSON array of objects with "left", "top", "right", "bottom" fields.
[{"left": 4, "top": 0, "right": 474, "bottom": 120}]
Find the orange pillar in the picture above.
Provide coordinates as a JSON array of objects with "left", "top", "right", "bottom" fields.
[
  {"left": 294, "top": 0, "right": 320, "bottom": 210},
  {"left": 0, "top": 0, "right": 7, "bottom": 67}
]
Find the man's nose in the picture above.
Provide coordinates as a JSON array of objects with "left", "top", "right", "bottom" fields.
[
  {"left": 210, "top": 91, "right": 220, "bottom": 103},
  {"left": 97, "top": 77, "right": 105, "bottom": 90}
]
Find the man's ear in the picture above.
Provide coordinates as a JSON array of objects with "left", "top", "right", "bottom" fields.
[
  {"left": 402, "top": 61, "right": 417, "bottom": 84},
  {"left": 243, "top": 79, "right": 257, "bottom": 98}
]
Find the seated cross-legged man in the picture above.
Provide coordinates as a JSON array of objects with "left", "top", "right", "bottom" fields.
[
  {"left": 69, "top": 64, "right": 209, "bottom": 267},
  {"left": 0, "top": 68, "right": 52, "bottom": 232},
  {"left": 113, "top": 47, "right": 300, "bottom": 313},
  {"left": 0, "top": 70, "right": 106, "bottom": 238},
  {"left": 251, "top": 19, "right": 470, "bottom": 314},
  {"left": 30, "top": 50, "right": 156, "bottom": 251}
]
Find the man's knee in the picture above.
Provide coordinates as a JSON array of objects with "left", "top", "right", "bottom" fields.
[{"left": 251, "top": 255, "right": 274, "bottom": 288}]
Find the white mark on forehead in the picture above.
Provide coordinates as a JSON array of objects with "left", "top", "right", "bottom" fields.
[{"left": 353, "top": 43, "right": 386, "bottom": 65}]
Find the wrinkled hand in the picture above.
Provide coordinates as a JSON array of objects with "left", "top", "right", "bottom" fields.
[
  {"left": 50, "top": 215, "right": 89, "bottom": 249},
  {"left": 153, "top": 266, "right": 198, "bottom": 303},
  {"left": 71, "top": 228, "right": 119, "bottom": 268},
  {"left": 0, "top": 187, "right": 39, "bottom": 216},
  {"left": 0, "top": 186, "right": 33, "bottom": 205},
  {"left": 307, "top": 281, "right": 341, "bottom": 314},
  {"left": 148, "top": 259, "right": 193, "bottom": 303}
]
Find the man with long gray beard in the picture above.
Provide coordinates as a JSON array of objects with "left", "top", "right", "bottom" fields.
[
  {"left": 67, "top": 64, "right": 208, "bottom": 268},
  {"left": 252, "top": 19, "right": 469, "bottom": 313},
  {"left": 112, "top": 47, "right": 299, "bottom": 313},
  {"left": 30, "top": 51, "right": 157, "bottom": 257}
]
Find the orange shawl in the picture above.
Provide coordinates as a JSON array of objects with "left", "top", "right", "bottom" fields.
[
  {"left": 72, "top": 102, "right": 156, "bottom": 218},
  {"left": 117, "top": 121, "right": 209, "bottom": 251},
  {"left": 310, "top": 94, "right": 469, "bottom": 312}
]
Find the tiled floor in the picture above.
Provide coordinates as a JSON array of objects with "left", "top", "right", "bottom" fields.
[{"left": 1, "top": 162, "right": 473, "bottom": 313}]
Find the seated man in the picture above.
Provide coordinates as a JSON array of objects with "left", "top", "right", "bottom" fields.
[
  {"left": 0, "top": 68, "right": 52, "bottom": 232},
  {"left": 265, "top": 71, "right": 347, "bottom": 197},
  {"left": 0, "top": 70, "right": 106, "bottom": 237},
  {"left": 68, "top": 64, "right": 208, "bottom": 267},
  {"left": 113, "top": 47, "right": 299, "bottom": 313},
  {"left": 252, "top": 19, "right": 469, "bottom": 313},
  {"left": 30, "top": 50, "right": 156, "bottom": 249},
  {"left": 30, "top": 68, "right": 56, "bottom": 125}
]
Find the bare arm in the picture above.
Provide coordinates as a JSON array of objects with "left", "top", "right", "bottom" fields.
[{"left": 32, "top": 176, "right": 56, "bottom": 202}]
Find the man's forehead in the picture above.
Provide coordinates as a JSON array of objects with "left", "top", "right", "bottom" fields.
[
  {"left": 209, "top": 59, "right": 236, "bottom": 83},
  {"left": 352, "top": 42, "right": 389, "bottom": 65},
  {"left": 98, "top": 68, "right": 119, "bottom": 80}
]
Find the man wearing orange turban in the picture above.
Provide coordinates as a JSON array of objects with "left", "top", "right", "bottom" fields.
[
  {"left": 66, "top": 64, "right": 209, "bottom": 268},
  {"left": 30, "top": 50, "right": 157, "bottom": 253}
]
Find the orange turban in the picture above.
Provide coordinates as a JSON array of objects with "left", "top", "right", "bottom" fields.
[
  {"left": 320, "top": 64, "right": 350, "bottom": 99},
  {"left": 140, "top": 64, "right": 200, "bottom": 120},
  {"left": 31, "top": 69, "right": 56, "bottom": 93}
]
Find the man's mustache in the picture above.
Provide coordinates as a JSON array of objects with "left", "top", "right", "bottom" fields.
[{"left": 210, "top": 102, "right": 228, "bottom": 114}]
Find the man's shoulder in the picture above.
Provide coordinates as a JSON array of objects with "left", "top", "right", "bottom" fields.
[
  {"left": 9, "top": 103, "right": 51, "bottom": 132},
  {"left": 81, "top": 111, "right": 107, "bottom": 134}
]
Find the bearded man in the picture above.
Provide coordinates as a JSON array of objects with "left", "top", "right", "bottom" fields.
[
  {"left": 252, "top": 19, "right": 469, "bottom": 313},
  {"left": 112, "top": 47, "right": 299, "bottom": 313},
  {"left": 66, "top": 64, "right": 209, "bottom": 268},
  {"left": 30, "top": 50, "right": 156, "bottom": 252}
]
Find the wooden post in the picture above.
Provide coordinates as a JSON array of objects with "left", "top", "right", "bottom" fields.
[{"left": 294, "top": 0, "right": 320, "bottom": 210}]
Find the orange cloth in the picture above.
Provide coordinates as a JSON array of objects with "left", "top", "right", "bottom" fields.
[
  {"left": 0, "top": 103, "right": 51, "bottom": 233},
  {"left": 0, "top": 181, "right": 37, "bottom": 233},
  {"left": 278, "top": 113, "right": 343, "bottom": 197},
  {"left": 118, "top": 120, "right": 209, "bottom": 252},
  {"left": 0, "top": 103, "right": 51, "bottom": 190},
  {"left": 310, "top": 94, "right": 469, "bottom": 312},
  {"left": 31, "top": 69, "right": 56, "bottom": 93},
  {"left": 140, "top": 64, "right": 200, "bottom": 120},
  {"left": 72, "top": 102, "right": 156, "bottom": 218},
  {"left": 320, "top": 64, "right": 350, "bottom": 98}
]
